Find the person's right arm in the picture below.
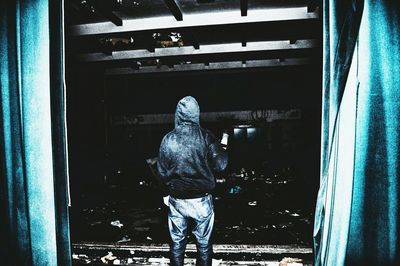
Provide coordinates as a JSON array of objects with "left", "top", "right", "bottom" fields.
[{"left": 157, "top": 136, "right": 172, "bottom": 205}]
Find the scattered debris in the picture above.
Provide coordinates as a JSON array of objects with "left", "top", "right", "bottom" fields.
[
  {"left": 117, "top": 235, "right": 131, "bottom": 243},
  {"left": 138, "top": 180, "right": 150, "bottom": 186},
  {"left": 152, "top": 32, "right": 184, "bottom": 48},
  {"left": 212, "top": 258, "right": 223, "bottom": 266},
  {"left": 72, "top": 254, "right": 89, "bottom": 260},
  {"left": 279, "top": 257, "right": 303, "bottom": 266},
  {"left": 285, "top": 210, "right": 300, "bottom": 217},
  {"left": 101, "top": 252, "right": 117, "bottom": 264},
  {"left": 148, "top": 257, "right": 169, "bottom": 265},
  {"left": 216, "top": 177, "right": 226, "bottom": 183},
  {"left": 248, "top": 201, "right": 257, "bottom": 206},
  {"left": 110, "top": 220, "right": 123, "bottom": 228},
  {"left": 72, "top": 164, "right": 313, "bottom": 246},
  {"left": 228, "top": 185, "right": 242, "bottom": 194},
  {"left": 90, "top": 221, "right": 102, "bottom": 226}
]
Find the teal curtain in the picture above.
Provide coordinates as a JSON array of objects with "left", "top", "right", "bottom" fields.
[
  {"left": 0, "top": 1, "right": 71, "bottom": 265},
  {"left": 314, "top": 0, "right": 400, "bottom": 265}
]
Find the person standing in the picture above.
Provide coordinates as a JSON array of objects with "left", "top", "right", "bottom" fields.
[{"left": 157, "top": 96, "right": 228, "bottom": 266}]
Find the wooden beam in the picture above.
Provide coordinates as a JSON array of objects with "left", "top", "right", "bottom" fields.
[
  {"left": 241, "top": 0, "right": 248, "bottom": 16},
  {"left": 69, "top": 7, "right": 319, "bottom": 37},
  {"left": 73, "top": 242, "right": 312, "bottom": 254},
  {"left": 164, "top": 0, "right": 183, "bottom": 21},
  {"left": 104, "top": 58, "right": 313, "bottom": 75},
  {"left": 77, "top": 40, "right": 317, "bottom": 63}
]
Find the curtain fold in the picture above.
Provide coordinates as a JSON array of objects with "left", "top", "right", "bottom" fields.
[
  {"left": 0, "top": 1, "right": 71, "bottom": 265},
  {"left": 49, "top": 0, "right": 73, "bottom": 265},
  {"left": 314, "top": 0, "right": 399, "bottom": 265},
  {"left": 346, "top": 1, "right": 400, "bottom": 265}
]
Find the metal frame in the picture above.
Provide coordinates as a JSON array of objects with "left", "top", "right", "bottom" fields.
[
  {"left": 78, "top": 40, "right": 317, "bottom": 62},
  {"left": 163, "top": 0, "right": 183, "bottom": 21},
  {"left": 69, "top": 7, "right": 318, "bottom": 36},
  {"left": 104, "top": 58, "right": 313, "bottom": 75}
]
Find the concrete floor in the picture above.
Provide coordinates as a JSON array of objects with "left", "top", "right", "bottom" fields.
[
  {"left": 73, "top": 256, "right": 312, "bottom": 265},
  {"left": 72, "top": 243, "right": 312, "bottom": 265}
]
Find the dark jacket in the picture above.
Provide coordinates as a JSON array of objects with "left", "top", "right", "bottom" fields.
[{"left": 157, "top": 96, "right": 228, "bottom": 199}]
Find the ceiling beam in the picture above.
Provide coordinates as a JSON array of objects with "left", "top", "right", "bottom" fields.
[
  {"left": 240, "top": 0, "right": 248, "bottom": 16},
  {"left": 91, "top": 2, "right": 123, "bottom": 26},
  {"left": 105, "top": 11, "right": 123, "bottom": 26},
  {"left": 307, "top": 0, "right": 320, "bottom": 12},
  {"left": 68, "top": 7, "right": 318, "bottom": 37},
  {"left": 111, "top": 109, "right": 302, "bottom": 126},
  {"left": 77, "top": 39, "right": 317, "bottom": 63},
  {"left": 104, "top": 58, "right": 313, "bottom": 75},
  {"left": 163, "top": 0, "right": 183, "bottom": 21}
]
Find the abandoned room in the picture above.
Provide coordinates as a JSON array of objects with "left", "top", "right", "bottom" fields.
[{"left": 0, "top": 0, "right": 399, "bottom": 265}]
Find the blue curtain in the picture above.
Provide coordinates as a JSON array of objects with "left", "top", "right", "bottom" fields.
[
  {"left": 314, "top": 0, "right": 400, "bottom": 265},
  {"left": 0, "top": 1, "right": 71, "bottom": 265}
]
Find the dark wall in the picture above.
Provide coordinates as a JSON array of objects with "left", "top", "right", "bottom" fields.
[
  {"left": 107, "top": 65, "right": 322, "bottom": 115},
  {"left": 66, "top": 65, "right": 321, "bottom": 209}
]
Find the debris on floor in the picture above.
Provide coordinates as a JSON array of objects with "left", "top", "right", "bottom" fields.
[
  {"left": 279, "top": 257, "right": 303, "bottom": 266},
  {"left": 117, "top": 235, "right": 131, "bottom": 243},
  {"left": 228, "top": 185, "right": 242, "bottom": 194},
  {"left": 110, "top": 220, "right": 124, "bottom": 228},
  {"left": 70, "top": 165, "right": 314, "bottom": 246},
  {"left": 248, "top": 201, "right": 257, "bottom": 206},
  {"left": 101, "top": 252, "right": 117, "bottom": 264}
]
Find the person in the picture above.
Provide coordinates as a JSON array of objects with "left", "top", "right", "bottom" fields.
[{"left": 157, "top": 96, "right": 228, "bottom": 266}]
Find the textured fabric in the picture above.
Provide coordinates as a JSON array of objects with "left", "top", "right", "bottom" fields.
[
  {"left": 314, "top": 0, "right": 400, "bottom": 265},
  {"left": 168, "top": 195, "right": 214, "bottom": 266},
  {"left": 0, "top": 1, "right": 71, "bottom": 265},
  {"left": 313, "top": 1, "right": 364, "bottom": 265},
  {"left": 158, "top": 96, "right": 228, "bottom": 199},
  {"left": 345, "top": 1, "right": 400, "bottom": 265}
]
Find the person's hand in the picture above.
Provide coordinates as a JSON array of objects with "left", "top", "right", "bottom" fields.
[{"left": 163, "top": 196, "right": 170, "bottom": 207}]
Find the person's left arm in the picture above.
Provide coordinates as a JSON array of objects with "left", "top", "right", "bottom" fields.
[{"left": 207, "top": 131, "right": 229, "bottom": 173}]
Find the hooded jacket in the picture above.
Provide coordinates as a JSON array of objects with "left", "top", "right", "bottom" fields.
[{"left": 157, "top": 96, "right": 228, "bottom": 199}]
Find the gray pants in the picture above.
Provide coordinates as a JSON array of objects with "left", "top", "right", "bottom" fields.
[{"left": 168, "top": 195, "right": 214, "bottom": 266}]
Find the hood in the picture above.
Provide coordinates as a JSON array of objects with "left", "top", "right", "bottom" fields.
[{"left": 175, "top": 96, "right": 200, "bottom": 127}]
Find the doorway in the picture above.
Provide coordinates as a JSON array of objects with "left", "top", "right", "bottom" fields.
[{"left": 65, "top": 0, "right": 322, "bottom": 263}]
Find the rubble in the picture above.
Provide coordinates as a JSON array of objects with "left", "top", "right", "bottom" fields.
[
  {"left": 279, "top": 257, "right": 303, "bottom": 266},
  {"left": 117, "top": 235, "right": 131, "bottom": 243},
  {"left": 71, "top": 164, "right": 314, "bottom": 246},
  {"left": 228, "top": 185, "right": 242, "bottom": 194},
  {"left": 110, "top": 220, "right": 124, "bottom": 228},
  {"left": 248, "top": 201, "right": 257, "bottom": 206},
  {"left": 101, "top": 252, "right": 117, "bottom": 264}
]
